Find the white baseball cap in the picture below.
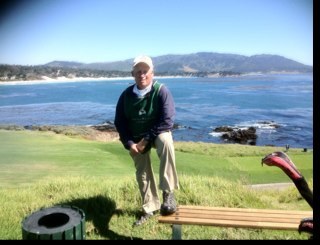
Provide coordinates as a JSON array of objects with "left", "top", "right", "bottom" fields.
[{"left": 132, "top": 55, "right": 154, "bottom": 70}]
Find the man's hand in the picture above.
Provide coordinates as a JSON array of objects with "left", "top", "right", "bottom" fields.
[
  {"left": 129, "top": 144, "right": 140, "bottom": 157},
  {"left": 136, "top": 138, "right": 151, "bottom": 154}
]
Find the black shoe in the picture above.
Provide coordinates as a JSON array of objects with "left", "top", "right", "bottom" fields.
[
  {"left": 161, "top": 191, "right": 177, "bottom": 215},
  {"left": 133, "top": 212, "right": 154, "bottom": 226}
]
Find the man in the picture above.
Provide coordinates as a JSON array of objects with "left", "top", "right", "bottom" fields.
[{"left": 114, "top": 55, "right": 179, "bottom": 226}]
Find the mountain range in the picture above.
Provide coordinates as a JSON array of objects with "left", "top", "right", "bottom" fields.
[
  {"left": 0, "top": 52, "right": 313, "bottom": 82},
  {"left": 45, "top": 52, "right": 312, "bottom": 74}
]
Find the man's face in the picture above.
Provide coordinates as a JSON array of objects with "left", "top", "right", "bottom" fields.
[{"left": 132, "top": 63, "right": 154, "bottom": 89}]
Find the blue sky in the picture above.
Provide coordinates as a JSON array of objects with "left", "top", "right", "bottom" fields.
[{"left": 0, "top": 0, "right": 313, "bottom": 66}]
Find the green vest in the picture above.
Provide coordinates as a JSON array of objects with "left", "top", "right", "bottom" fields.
[{"left": 124, "top": 81, "right": 163, "bottom": 141}]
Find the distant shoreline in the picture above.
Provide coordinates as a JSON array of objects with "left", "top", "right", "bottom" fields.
[
  {"left": 0, "top": 76, "right": 133, "bottom": 86},
  {"left": 0, "top": 71, "right": 311, "bottom": 86},
  {"left": 0, "top": 75, "right": 190, "bottom": 86}
]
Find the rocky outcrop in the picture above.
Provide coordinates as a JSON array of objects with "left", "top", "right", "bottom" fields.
[{"left": 214, "top": 126, "right": 257, "bottom": 145}]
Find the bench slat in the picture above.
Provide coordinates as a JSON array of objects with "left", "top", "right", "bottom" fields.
[
  {"left": 158, "top": 205, "right": 312, "bottom": 231},
  {"left": 160, "top": 216, "right": 301, "bottom": 230},
  {"left": 175, "top": 209, "right": 311, "bottom": 218},
  {"left": 180, "top": 205, "right": 312, "bottom": 216},
  {"left": 161, "top": 213, "right": 305, "bottom": 224}
]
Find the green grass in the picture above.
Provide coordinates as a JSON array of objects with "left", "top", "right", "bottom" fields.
[
  {"left": 0, "top": 175, "right": 312, "bottom": 240},
  {"left": 0, "top": 130, "right": 134, "bottom": 187},
  {"left": 0, "top": 130, "right": 313, "bottom": 188},
  {"left": 0, "top": 129, "right": 313, "bottom": 240}
]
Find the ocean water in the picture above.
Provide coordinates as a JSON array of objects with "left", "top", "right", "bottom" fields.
[{"left": 0, "top": 74, "right": 313, "bottom": 148}]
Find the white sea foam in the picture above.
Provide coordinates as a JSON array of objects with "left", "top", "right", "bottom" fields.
[{"left": 208, "top": 132, "right": 223, "bottom": 137}]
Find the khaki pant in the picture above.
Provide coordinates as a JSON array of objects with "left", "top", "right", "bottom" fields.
[{"left": 130, "top": 131, "right": 179, "bottom": 213}]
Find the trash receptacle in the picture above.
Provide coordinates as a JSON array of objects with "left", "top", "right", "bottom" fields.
[{"left": 22, "top": 205, "right": 85, "bottom": 240}]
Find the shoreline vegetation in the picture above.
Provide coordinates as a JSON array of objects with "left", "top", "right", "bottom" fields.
[{"left": 0, "top": 124, "right": 120, "bottom": 142}]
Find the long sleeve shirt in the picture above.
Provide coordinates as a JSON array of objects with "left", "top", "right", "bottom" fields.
[{"left": 114, "top": 81, "right": 175, "bottom": 150}]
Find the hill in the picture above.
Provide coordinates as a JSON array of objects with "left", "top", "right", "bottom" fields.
[
  {"left": 45, "top": 52, "right": 312, "bottom": 73},
  {"left": 0, "top": 52, "right": 312, "bottom": 81}
]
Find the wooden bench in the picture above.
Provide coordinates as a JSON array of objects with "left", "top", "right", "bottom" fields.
[{"left": 158, "top": 205, "right": 312, "bottom": 239}]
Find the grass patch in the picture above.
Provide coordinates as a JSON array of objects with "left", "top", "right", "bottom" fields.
[
  {"left": 0, "top": 130, "right": 313, "bottom": 188},
  {"left": 0, "top": 175, "right": 312, "bottom": 240}
]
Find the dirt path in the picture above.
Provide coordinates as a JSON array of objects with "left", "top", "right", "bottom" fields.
[{"left": 246, "top": 182, "right": 294, "bottom": 191}]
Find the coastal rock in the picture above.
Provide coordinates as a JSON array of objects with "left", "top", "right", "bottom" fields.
[
  {"left": 257, "top": 121, "right": 280, "bottom": 128},
  {"left": 90, "top": 121, "right": 116, "bottom": 132},
  {"left": 214, "top": 126, "right": 257, "bottom": 145}
]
